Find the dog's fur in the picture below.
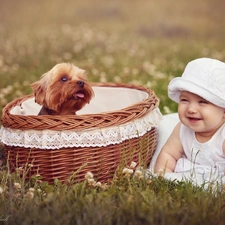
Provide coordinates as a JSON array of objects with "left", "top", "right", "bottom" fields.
[{"left": 31, "top": 63, "right": 94, "bottom": 115}]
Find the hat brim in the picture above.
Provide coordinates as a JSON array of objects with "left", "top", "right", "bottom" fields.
[{"left": 168, "top": 77, "right": 225, "bottom": 108}]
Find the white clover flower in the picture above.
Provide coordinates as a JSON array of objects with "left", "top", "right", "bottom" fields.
[
  {"left": 131, "top": 68, "right": 139, "bottom": 75},
  {"left": 100, "top": 183, "right": 108, "bottom": 190},
  {"left": 14, "top": 182, "right": 21, "bottom": 189},
  {"left": 15, "top": 167, "right": 23, "bottom": 174},
  {"left": 135, "top": 170, "right": 143, "bottom": 177},
  {"left": 29, "top": 188, "right": 35, "bottom": 193},
  {"left": 131, "top": 79, "right": 142, "bottom": 86},
  {"left": 146, "top": 179, "right": 152, "bottom": 185},
  {"left": 146, "top": 81, "right": 152, "bottom": 88},
  {"left": 122, "top": 168, "right": 129, "bottom": 174},
  {"left": 100, "top": 76, "right": 107, "bottom": 83},
  {"left": 85, "top": 172, "right": 94, "bottom": 180},
  {"left": 123, "top": 67, "right": 130, "bottom": 74},
  {"left": 113, "top": 76, "right": 121, "bottom": 83},
  {"left": 87, "top": 178, "right": 96, "bottom": 186},
  {"left": 130, "top": 161, "right": 137, "bottom": 169},
  {"left": 134, "top": 167, "right": 144, "bottom": 180},
  {"left": 95, "top": 182, "right": 102, "bottom": 187},
  {"left": 158, "top": 169, "right": 165, "bottom": 178},
  {"left": 122, "top": 168, "right": 133, "bottom": 175},
  {"left": 25, "top": 191, "right": 34, "bottom": 199}
]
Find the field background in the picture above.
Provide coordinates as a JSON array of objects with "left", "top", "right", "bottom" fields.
[
  {"left": 1, "top": 1, "right": 225, "bottom": 224},
  {"left": 1, "top": 0, "right": 225, "bottom": 116}
]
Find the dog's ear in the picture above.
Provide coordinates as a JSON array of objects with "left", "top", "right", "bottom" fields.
[
  {"left": 30, "top": 81, "right": 46, "bottom": 105},
  {"left": 30, "top": 73, "right": 49, "bottom": 105}
]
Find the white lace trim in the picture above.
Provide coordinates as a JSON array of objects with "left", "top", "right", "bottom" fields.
[{"left": 0, "top": 108, "right": 162, "bottom": 149}]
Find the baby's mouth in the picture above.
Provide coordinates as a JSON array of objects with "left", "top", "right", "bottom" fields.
[{"left": 187, "top": 117, "right": 201, "bottom": 121}]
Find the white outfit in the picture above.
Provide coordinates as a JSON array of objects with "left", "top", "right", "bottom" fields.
[
  {"left": 148, "top": 113, "right": 225, "bottom": 187},
  {"left": 148, "top": 113, "right": 179, "bottom": 171},
  {"left": 148, "top": 58, "right": 225, "bottom": 188},
  {"left": 175, "top": 123, "right": 225, "bottom": 174},
  {"left": 149, "top": 57, "right": 225, "bottom": 187},
  {"left": 164, "top": 123, "right": 225, "bottom": 187}
]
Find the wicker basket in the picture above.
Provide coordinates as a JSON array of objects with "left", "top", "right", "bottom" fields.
[{"left": 0, "top": 83, "right": 161, "bottom": 183}]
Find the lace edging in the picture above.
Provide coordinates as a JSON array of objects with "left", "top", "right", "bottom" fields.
[{"left": 0, "top": 108, "right": 162, "bottom": 149}]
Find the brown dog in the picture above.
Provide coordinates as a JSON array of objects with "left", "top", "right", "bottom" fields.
[{"left": 31, "top": 63, "right": 94, "bottom": 115}]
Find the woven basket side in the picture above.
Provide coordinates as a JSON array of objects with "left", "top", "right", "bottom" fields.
[
  {"left": 1, "top": 83, "right": 159, "bottom": 130},
  {"left": 4, "top": 128, "right": 157, "bottom": 183}
]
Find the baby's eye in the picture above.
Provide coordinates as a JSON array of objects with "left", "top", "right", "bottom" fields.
[
  {"left": 180, "top": 98, "right": 188, "bottom": 102},
  {"left": 199, "top": 100, "right": 208, "bottom": 104},
  {"left": 60, "top": 76, "right": 68, "bottom": 82}
]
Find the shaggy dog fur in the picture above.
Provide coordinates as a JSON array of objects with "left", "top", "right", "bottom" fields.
[{"left": 31, "top": 63, "right": 94, "bottom": 115}]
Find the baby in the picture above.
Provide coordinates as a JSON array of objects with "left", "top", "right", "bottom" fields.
[{"left": 155, "top": 58, "right": 225, "bottom": 187}]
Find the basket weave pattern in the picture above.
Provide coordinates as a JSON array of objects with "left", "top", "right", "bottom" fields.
[{"left": 1, "top": 83, "right": 159, "bottom": 183}]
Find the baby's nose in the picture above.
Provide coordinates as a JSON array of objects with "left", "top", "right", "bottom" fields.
[
  {"left": 77, "top": 81, "right": 84, "bottom": 88},
  {"left": 187, "top": 103, "right": 198, "bottom": 113}
]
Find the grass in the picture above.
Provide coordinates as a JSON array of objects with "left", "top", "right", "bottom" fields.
[
  {"left": 0, "top": 165, "right": 225, "bottom": 225},
  {"left": 0, "top": 0, "right": 225, "bottom": 224}
]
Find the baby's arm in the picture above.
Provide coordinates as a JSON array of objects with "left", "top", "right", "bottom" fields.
[{"left": 155, "top": 122, "right": 184, "bottom": 173}]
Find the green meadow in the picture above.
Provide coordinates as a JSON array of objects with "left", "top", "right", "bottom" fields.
[{"left": 0, "top": 0, "right": 225, "bottom": 224}]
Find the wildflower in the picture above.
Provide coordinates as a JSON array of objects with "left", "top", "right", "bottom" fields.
[
  {"left": 123, "top": 67, "right": 130, "bottom": 74},
  {"left": 158, "top": 169, "right": 165, "bottom": 178},
  {"left": 44, "top": 193, "right": 54, "bottom": 202},
  {"left": 113, "top": 76, "right": 121, "bottom": 83},
  {"left": 15, "top": 167, "right": 23, "bottom": 175},
  {"left": 131, "top": 68, "right": 139, "bottom": 75},
  {"left": 135, "top": 169, "right": 144, "bottom": 180},
  {"left": 95, "top": 182, "right": 102, "bottom": 187},
  {"left": 122, "top": 168, "right": 134, "bottom": 175},
  {"left": 131, "top": 79, "right": 142, "bottom": 86},
  {"left": 130, "top": 161, "right": 137, "bottom": 169},
  {"left": 100, "top": 183, "right": 108, "bottom": 190},
  {"left": 29, "top": 188, "right": 35, "bottom": 193},
  {"left": 146, "top": 81, "right": 152, "bottom": 88},
  {"left": 18, "top": 166, "right": 23, "bottom": 171},
  {"left": 85, "top": 172, "right": 94, "bottom": 180},
  {"left": 87, "top": 178, "right": 96, "bottom": 187},
  {"left": 146, "top": 179, "right": 152, "bottom": 185},
  {"left": 25, "top": 190, "right": 34, "bottom": 199},
  {"left": 0, "top": 186, "right": 3, "bottom": 194},
  {"left": 14, "top": 182, "right": 21, "bottom": 189}
]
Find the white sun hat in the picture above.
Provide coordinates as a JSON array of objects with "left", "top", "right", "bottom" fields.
[{"left": 168, "top": 58, "right": 225, "bottom": 108}]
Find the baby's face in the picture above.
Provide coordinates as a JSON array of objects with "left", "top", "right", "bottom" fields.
[{"left": 178, "top": 91, "right": 225, "bottom": 136}]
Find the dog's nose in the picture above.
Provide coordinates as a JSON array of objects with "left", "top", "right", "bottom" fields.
[{"left": 77, "top": 81, "right": 84, "bottom": 88}]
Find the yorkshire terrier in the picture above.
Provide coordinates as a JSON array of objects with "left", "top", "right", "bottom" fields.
[{"left": 31, "top": 63, "right": 94, "bottom": 115}]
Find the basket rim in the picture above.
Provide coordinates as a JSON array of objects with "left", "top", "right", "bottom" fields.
[{"left": 1, "top": 82, "right": 159, "bottom": 131}]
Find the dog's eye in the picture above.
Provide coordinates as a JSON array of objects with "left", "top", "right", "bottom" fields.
[{"left": 60, "top": 76, "right": 68, "bottom": 82}]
